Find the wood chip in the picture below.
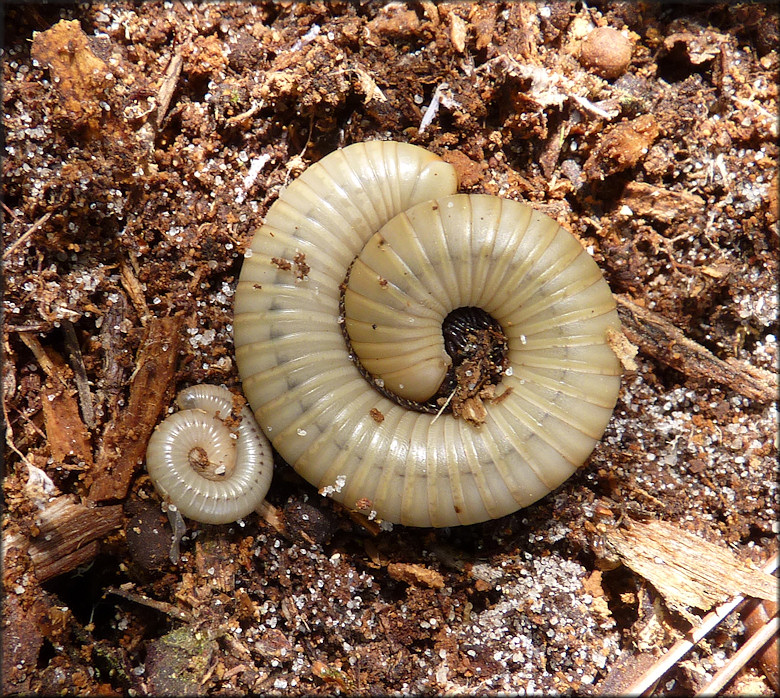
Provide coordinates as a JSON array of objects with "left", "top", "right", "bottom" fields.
[
  {"left": 603, "top": 517, "right": 778, "bottom": 623},
  {"left": 88, "top": 315, "right": 182, "bottom": 502},
  {"left": 620, "top": 181, "right": 706, "bottom": 225},
  {"left": 615, "top": 294, "right": 777, "bottom": 403},
  {"left": 448, "top": 13, "right": 467, "bottom": 53},
  {"left": 606, "top": 326, "right": 639, "bottom": 371},
  {"left": 387, "top": 562, "right": 445, "bottom": 589},
  {"left": 155, "top": 52, "right": 183, "bottom": 130},
  {"left": 30, "top": 20, "right": 110, "bottom": 128},
  {"left": 39, "top": 377, "right": 94, "bottom": 469},
  {"left": 584, "top": 114, "right": 660, "bottom": 181},
  {"left": 119, "top": 257, "right": 150, "bottom": 326},
  {"left": 62, "top": 319, "right": 95, "bottom": 429},
  {"left": 19, "top": 333, "right": 93, "bottom": 470},
  {"left": 4, "top": 495, "right": 123, "bottom": 583}
]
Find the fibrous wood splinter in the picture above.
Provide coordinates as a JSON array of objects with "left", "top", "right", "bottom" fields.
[
  {"left": 234, "top": 141, "right": 623, "bottom": 527},
  {"left": 145, "top": 385, "right": 273, "bottom": 524}
]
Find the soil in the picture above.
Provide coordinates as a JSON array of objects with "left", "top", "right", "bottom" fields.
[{"left": 2, "top": 2, "right": 778, "bottom": 696}]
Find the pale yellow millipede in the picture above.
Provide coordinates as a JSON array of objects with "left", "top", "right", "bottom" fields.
[
  {"left": 145, "top": 385, "right": 273, "bottom": 524},
  {"left": 230, "top": 141, "right": 622, "bottom": 528}
]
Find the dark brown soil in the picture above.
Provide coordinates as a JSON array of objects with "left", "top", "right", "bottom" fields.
[{"left": 3, "top": 2, "right": 778, "bottom": 695}]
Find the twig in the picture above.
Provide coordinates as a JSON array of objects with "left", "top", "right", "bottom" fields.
[
  {"left": 431, "top": 388, "right": 457, "bottom": 424},
  {"left": 154, "top": 52, "right": 182, "bottom": 130},
  {"left": 623, "top": 552, "right": 778, "bottom": 696},
  {"left": 17, "top": 332, "right": 67, "bottom": 387},
  {"left": 695, "top": 616, "right": 779, "bottom": 697},
  {"left": 107, "top": 584, "right": 192, "bottom": 622},
  {"left": 3, "top": 211, "right": 51, "bottom": 260},
  {"left": 62, "top": 320, "right": 95, "bottom": 429},
  {"left": 226, "top": 100, "right": 263, "bottom": 126},
  {"left": 615, "top": 294, "right": 777, "bottom": 404},
  {"left": 119, "top": 257, "right": 150, "bottom": 326}
]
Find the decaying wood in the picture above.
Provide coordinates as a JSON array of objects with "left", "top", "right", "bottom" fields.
[
  {"left": 4, "top": 495, "right": 124, "bottom": 583},
  {"left": 615, "top": 294, "right": 777, "bottom": 403},
  {"left": 620, "top": 181, "right": 706, "bottom": 225},
  {"left": 0, "top": 588, "right": 52, "bottom": 695},
  {"left": 19, "top": 332, "right": 93, "bottom": 470},
  {"left": 620, "top": 553, "right": 778, "bottom": 697},
  {"left": 88, "top": 315, "right": 182, "bottom": 502},
  {"left": 154, "top": 52, "right": 183, "bottom": 130},
  {"left": 387, "top": 562, "right": 445, "bottom": 589},
  {"left": 119, "top": 257, "right": 151, "bottom": 326},
  {"left": 97, "top": 291, "right": 131, "bottom": 419},
  {"left": 62, "top": 319, "right": 96, "bottom": 429},
  {"left": 603, "top": 516, "right": 778, "bottom": 622}
]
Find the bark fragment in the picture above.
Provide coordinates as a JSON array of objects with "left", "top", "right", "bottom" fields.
[
  {"left": 602, "top": 516, "right": 777, "bottom": 622},
  {"left": 615, "top": 294, "right": 777, "bottom": 403},
  {"left": 88, "top": 315, "right": 182, "bottom": 502},
  {"left": 4, "top": 495, "right": 124, "bottom": 583}
]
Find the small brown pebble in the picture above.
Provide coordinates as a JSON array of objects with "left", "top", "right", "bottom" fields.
[{"left": 580, "top": 27, "right": 633, "bottom": 79}]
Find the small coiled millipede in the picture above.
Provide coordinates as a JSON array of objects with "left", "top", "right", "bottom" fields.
[
  {"left": 234, "top": 141, "right": 621, "bottom": 528},
  {"left": 146, "top": 385, "right": 273, "bottom": 524}
]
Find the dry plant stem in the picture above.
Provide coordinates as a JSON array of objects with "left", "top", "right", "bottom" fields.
[
  {"left": 695, "top": 616, "right": 780, "bottom": 697},
  {"left": 17, "top": 332, "right": 64, "bottom": 386},
  {"left": 119, "top": 257, "right": 151, "bottom": 326},
  {"left": 167, "top": 506, "right": 187, "bottom": 564},
  {"left": 154, "top": 52, "right": 182, "bottom": 130},
  {"left": 62, "top": 319, "right": 95, "bottom": 429},
  {"left": 107, "top": 584, "right": 193, "bottom": 622},
  {"left": 615, "top": 294, "right": 777, "bottom": 404},
  {"left": 2, "top": 211, "right": 52, "bottom": 260},
  {"left": 623, "top": 553, "right": 779, "bottom": 697}
]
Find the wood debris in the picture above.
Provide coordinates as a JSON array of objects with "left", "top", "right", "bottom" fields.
[
  {"left": 584, "top": 114, "right": 660, "bottom": 180},
  {"left": 602, "top": 516, "right": 778, "bottom": 622},
  {"left": 4, "top": 495, "right": 123, "bottom": 583},
  {"left": 19, "top": 333, "right": 93, "bottom": 473},
  {"left": 606, "top": 326, "right": 639, "bottom": 372},
  {"left": 30, "top": 20, "right": 111, "bottom": 130},
  {"left": 615, "top": 294, "right": 778, "bottom": 403},
  {"left": 620, "top": 181, "right": 706, "bottom": 225},
  {"left": 88, "top": 315, "right": 182, "bottom": 502},
  {"left": 387, "top": 562, "right": 445, "bottom": 589},
  {"left": 154, "top": 52, "right": 183, "bottom": 130}
]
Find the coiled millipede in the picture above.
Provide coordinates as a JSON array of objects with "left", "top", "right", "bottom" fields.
[
  {"left": 145, "top": 385, "right": 273, "bottom": 524},
  {"left": 232, "top": 141, "right": 622, "bottom": 528}
]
